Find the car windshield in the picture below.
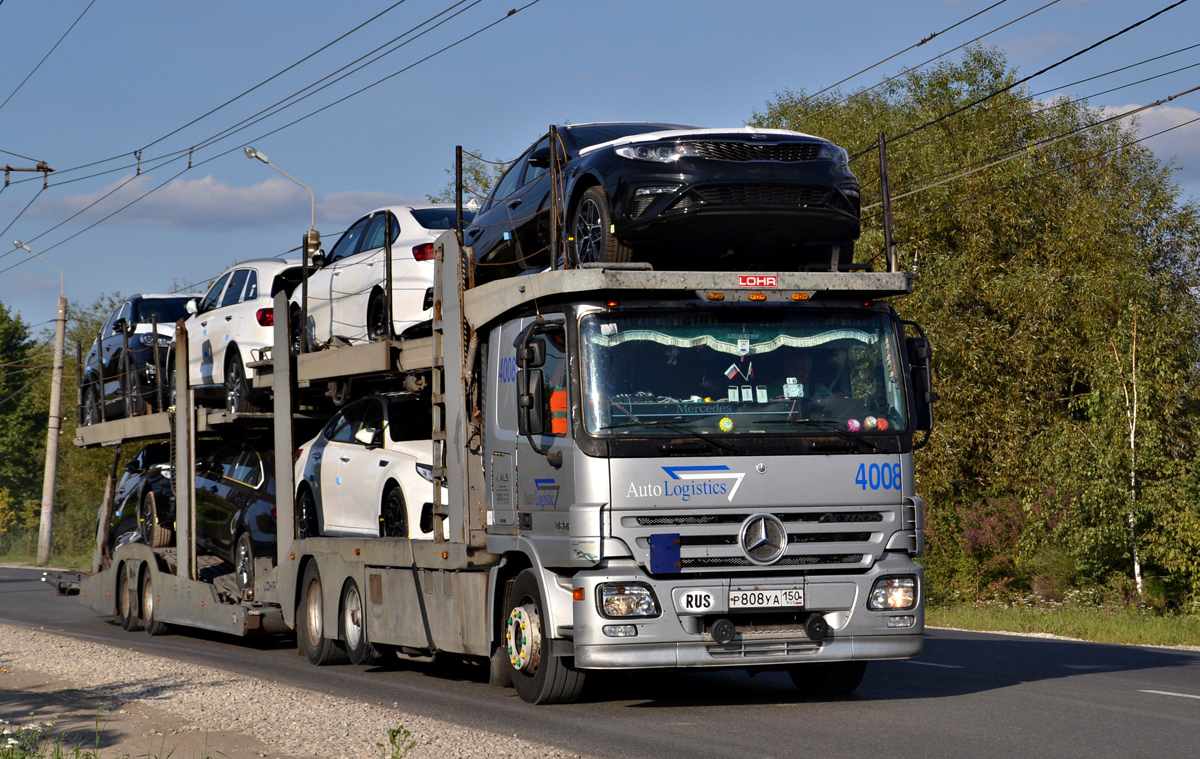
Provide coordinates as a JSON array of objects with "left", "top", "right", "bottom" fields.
[
  {"left": 580, "top": 308, "right": 909, "bottom": 436},
  {"left": 564, "top": 123, "right": 695, "bottom": 150},
  {"left": 133, "top": 298, "right": 190, "bottom": 325},
  {"left": 411, "top": 208, "right": 473, "bottom": 230}
]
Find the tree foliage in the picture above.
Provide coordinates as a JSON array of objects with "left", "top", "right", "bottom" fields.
[{"left": 754, "top": 47, "right": 1200, "bottom": 605}]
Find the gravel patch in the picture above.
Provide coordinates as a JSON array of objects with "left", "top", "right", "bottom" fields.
[{"left": 1, "top": 623, "right": 592, "bottom": 759}]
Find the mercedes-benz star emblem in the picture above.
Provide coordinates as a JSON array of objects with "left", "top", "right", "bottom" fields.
[{"left": 739, "top": 513, "right": 788, "bottom": 565}]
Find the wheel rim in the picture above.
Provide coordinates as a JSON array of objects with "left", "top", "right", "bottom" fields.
[
  {"left": 574, "top": 199, "right": 603, "bottom": 263},
  {"left": 382, "top": 491, "right": 405, "bottom": 537},
  {"left": 226, "top": 360, "right": 245, "bottom": 414},
  {"left": 235, "top": 537, "right": 253, "bottom": 591},
  {"left": 304, "top": 576, "right": 323, "bottom": 648},
  {"left": 142, "top": 577, "right": 154, "bottom": 622},
  {"left": 298, "top": 492, "right": 316, "bottom": 539},
  {"left": 506, "top": 600, "right": 542, "bottom": 675},
  {"left": 139, "top": 492, "right": 154, "bottom": 544},
  {"left": 118, "top": 568, "right": 131, "bottom": 618},
  {"left": 343, "top": 585, "right": 364, "bottom": 652},
  {"left": 84, "top": 388, "right": 97, "bottom": 425},
  {"left": 368, "top": 294, "right": 387, "bottom": 340}
]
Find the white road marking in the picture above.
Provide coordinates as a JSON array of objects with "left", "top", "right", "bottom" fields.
[
  {"left": 1140, "top": 689, "right": 1200, "bottom": 701},
  {"left": 903, "top": 661, "right": 964, "bottom": 669}
]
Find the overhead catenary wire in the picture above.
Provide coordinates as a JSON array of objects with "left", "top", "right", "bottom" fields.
[
  {"left": 850, "top": 0, "right": 1193, "bottom": 159},
  {"left": 0, "top": 1, "right": 543, "bottom": 281},
  {"left": 0, "top": 0, "right": 97, "bottom": 115}
]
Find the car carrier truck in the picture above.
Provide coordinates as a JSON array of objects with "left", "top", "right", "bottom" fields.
[{"left": 72, "top": 226, "right": 934, "bottom": 705}]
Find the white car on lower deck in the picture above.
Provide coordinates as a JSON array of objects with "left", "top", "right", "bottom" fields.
[
  {"left": 292, "top": 204, "right": 472, "bottom": 349},
  {"left": 294, "top": 393, "right": 437, "bottom": 539},
  {"left": 184, "top": 258, "right": 306, "bottom": 412}
]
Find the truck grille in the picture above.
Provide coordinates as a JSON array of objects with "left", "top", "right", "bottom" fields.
[
  {"left": 618, "top": 509, "right": 892, "bottom": 575},
  {"left": 693, "top": 142, "right": 823, "bottom": 162}
]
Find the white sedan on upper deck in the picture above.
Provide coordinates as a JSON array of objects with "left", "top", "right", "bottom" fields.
[{"left": 291, "top": 204, "right": 473, "bottom": 350}]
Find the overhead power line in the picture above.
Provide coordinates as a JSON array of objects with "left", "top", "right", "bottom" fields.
[
  {"left": 0, "top": 0, "right": 97, "bottom": 115},
  {"left": 851, "top": 0, "right": 1193, "bottom": 159}
]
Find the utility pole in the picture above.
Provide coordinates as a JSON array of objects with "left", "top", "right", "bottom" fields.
[{"left": 14, "top": 241, "right": 65, "bottom": 565}]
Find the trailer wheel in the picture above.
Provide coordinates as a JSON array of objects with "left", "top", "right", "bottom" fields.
[
  {"left": 234, "top": 533, "right": 255, "bottom": 595},
  {"left": 788, "top": 661, "right": 867, "bottom": 696},
  {"left": 571, "top": 187, "right": 631, "bottom": 266},
  {"left": 298, "top": 562, "right": 347, "bottom": 665},
  {"left": 380, "top": 486, "right": 406, "bottom": 538},
  {"left": 505, "top": 569, "right": 585, "bottom": 704},
  {"left": 341, "top": 579, "right": 379, "bottom": 665},
  {"left": 141, "top": 573, "right": 168, "bottom": 636},
  {"left": 117, "top": 564, "right": 140, "bottom": 632},
  {"left": 139, "top": 490, "right": 172, "bottom": 548}
]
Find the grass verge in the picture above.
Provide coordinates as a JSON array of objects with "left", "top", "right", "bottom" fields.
[{"left": 928, "top": 602, "right": 1200, "bottom": 647}]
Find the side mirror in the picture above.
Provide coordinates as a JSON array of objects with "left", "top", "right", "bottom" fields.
[
  {"left": 517, "top": 369, "right": 545, "bottom": 436},
  {"left": 112, "top": 318, "right": 128, "bottom": 334},
  {"left": 354, "top": 427, "right": 382, "bottom": 448},
  {"left": 520, "top": 339, "right": 546, "bottom": 369},
  {"left": 905, "top": 334, "right": 935, "bottom": 440},
  {"left": 311, "top": 251, "right": 327, "bottom": 268},
  {"left": 527, "top": 145, "right": 551, "bottom": 169},
  {"left": 185, "top": 299, "right": 198, "bottom": 315}
]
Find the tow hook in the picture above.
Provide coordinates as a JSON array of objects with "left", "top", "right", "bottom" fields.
[{"left": 805, "top": 614, "right": 829, "bottom": 641}]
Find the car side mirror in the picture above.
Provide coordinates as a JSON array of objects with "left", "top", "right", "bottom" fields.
[
  {"left": 311, "top": 251, "right": 327, "bottom": 268},
  {"left": 519, "top": 339, "right": 546, "bottom": 369},
  {"left": 186, "top": 299, "right": 198, "bottom": 315},
  {"left": 527, "top": 145, "right": 551, "bottom": 169},
  {"left": 112, "top": 318, "right": 128, "bottom": 334},
  {"left": 354, "top": 427, "right": 382, "bottom": 448}
]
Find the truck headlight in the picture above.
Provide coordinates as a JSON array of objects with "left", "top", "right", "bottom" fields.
[
  {"left": 868, "top": 576, "right": 916, "bottom": 610},
  {"left": 597, "top": 582, "right": 660, "bottom": 618}
]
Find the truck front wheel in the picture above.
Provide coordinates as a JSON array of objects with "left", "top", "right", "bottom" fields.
[
  {"left": 505, "top": 569, "right": 585, "bottom": 704},
  {"left": 788, "top": 660, "right": 867, "bottom": 696}
]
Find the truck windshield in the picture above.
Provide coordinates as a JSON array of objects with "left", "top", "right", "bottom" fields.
[{"left": 580, "top": 308, "right": 909, "bottom": 436}]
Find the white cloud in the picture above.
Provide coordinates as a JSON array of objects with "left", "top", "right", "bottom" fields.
[
  {"left": 1103, "top": 103, "right": 1200, "bottom": 188},
  {"left": 27, "top": 175, "right": 420, "bottom": 231}
]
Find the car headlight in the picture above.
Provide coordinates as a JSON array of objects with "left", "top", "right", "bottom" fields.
[
  {"left": 868, "top": 576, "right": 917, "bottom": 610},
  {"left": 597, "top": 582, "right": 660, "bottom": 618},
  {"left": 138, "top": 333, "right": 173, "bottom": 348},
  {"left": 615, "top": 142, "right": 698, "bottom": 163},
  {"left": 415, "top": 463, "right": 434, "bottom": 483},
  {"left": 818, "top": 142, "right": 850, "bottom": 168}
]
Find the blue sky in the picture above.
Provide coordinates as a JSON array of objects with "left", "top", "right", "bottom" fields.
[{"left": 2, "top": 0, "right": 1199, "bottom": 333}]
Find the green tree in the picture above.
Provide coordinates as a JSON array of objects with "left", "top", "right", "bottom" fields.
[
  {"left": 754, "top": 47, "right": 1200, "bottom": 603},
  {"left": 426, "top": 149, "right": 509, "bottom": 206}
]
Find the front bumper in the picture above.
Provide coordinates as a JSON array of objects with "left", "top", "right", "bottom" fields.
[{"left": 571, "top": 553, "right": 923, "bottom": 670}]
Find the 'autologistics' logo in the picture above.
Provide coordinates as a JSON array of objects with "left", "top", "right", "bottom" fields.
[
  {"left": 626, "top": 465, "right": 746, "bottom": 503},
  {"left": 534, "top": 479, "right": 559, "bottom": 509}
]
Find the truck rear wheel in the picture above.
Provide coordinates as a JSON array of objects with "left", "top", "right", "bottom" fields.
[
  {"left": 141, "top": 573, "right": 168, "bottom": 636},
  {"left": 505, "top": 569, "right": 585, "bottom": 704},
  {"left": 298, "top": 562, "right": 347, "bottom": 665},
  {"left": 117, "top": 563, "right": 140, "bottom": 632},
  {"left": 788, "top": 661, "right": 867, "bottom": 696},
  {"left": 341, "top": 579, "right": 379, "bottom": 665}
]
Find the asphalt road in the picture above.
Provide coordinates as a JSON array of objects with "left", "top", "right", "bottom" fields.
[{"left": 3, "top": 565, "right": 1199, "bottom": 759}]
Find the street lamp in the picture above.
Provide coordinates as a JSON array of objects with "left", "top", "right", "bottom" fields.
[
  {"left": 244, "top": 147, "right": 319, "bottom": 352},
  {"left": 13, "top": 240, "right": 67, "bottom": 566}
]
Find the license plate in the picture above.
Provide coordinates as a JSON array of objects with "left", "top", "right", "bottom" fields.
[{"left": 729, "top": 586, "right": 804, "bottom": 609}]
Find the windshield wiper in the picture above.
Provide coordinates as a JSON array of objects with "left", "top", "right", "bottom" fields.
[
  {"left": 759, "top": 417, "right": 890, "bottom": 455},
  {"left": 605, "top": 418, "right": 737, "bottom": 453}
]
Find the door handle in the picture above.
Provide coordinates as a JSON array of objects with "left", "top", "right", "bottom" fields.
[
  {"left": 312, "top": 453, "right": 321, "bottom": 461},
  {"left": 200, "top": 320, "right": 208, "bottom": 327},
  {"left": 209, "top": 485, "right": 218, "bottom": 493},
  {"left": 224, "top": 315, "right": 233, "bottom": 321},
  {"left": 465, "top": 228, "right": 480, "bottom": 239},
  {"left": 507, "top": 199, "right": 523, "bottom": 209},
  {"left": 378, "top": 460, "right": 388, "bottom": 467},
  {"left": 340, "top": 456, "right": 351, "bottom": 462}
]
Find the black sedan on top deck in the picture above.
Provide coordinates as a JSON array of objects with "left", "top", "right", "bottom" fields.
[{"left": 464, "top": 122, "right": 861, "bottom": 284}]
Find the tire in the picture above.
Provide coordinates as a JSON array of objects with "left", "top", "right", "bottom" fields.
[
  {"left": 366, "top": 289, "right": 388, "bottom": 342},
  {"left": 297, "top": 487, "right": 321, "bottom": 540},
  {"left": 83, "top": 384, "right": 100, "bottom": 426},
  {"left": 290, "top": 308, "right": 306, "bottom": 355},
  {"left": 121, "top": 352, "right": 139, "bottom": 419},
  {"left": 141, "top": 573, "right": 169, "bottom": 636},
  {"left": 138, "top": 490, "right": 172, "bottom": 548},
  {"left": 505, "top": 569, "right": 585, "bottom": 704},
  {"left": 788, "top": 661, "right": 868, "bottom": 696},
  {"left": 341, "top": 579, "right": 379, "bottom": 665},
  {"left": 234, "top": 533, "right": 255, "bottom": 595},
  {"left": 380, "top": 486, "right": 407, "bottom": 538},
  {"left": 571, "top": 186, "right": 631, "bottom": 266},
  {"left": 117, "top": 563, "right": 140, "bottom": 632},
  {"left": 166, "top": 363, "right": 178, "bottom": 409},
  {"left": 225, "top": 353, "right": 253, "bottom": 414},
  {"left": 298, "top": 562, "right": 347, "bottom": 665}
]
